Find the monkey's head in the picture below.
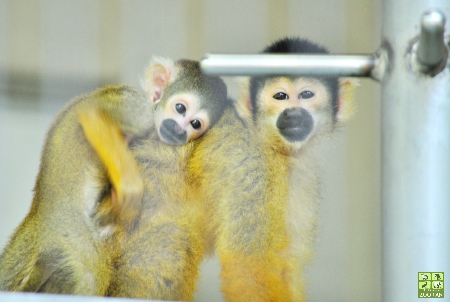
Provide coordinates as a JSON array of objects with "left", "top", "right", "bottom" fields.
[
  {"left": 142, "top": 57, "right": 229, "bottom": 145},
  {"left": 247, "top": 37, "right": 355, "bottom": 150}
]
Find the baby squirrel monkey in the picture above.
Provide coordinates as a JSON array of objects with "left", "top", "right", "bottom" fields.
[
  {"left": 0, "top": 57, "right": 229, "bottom": 296},
  {"left": 222, "top": 38, "right": 354, "bottom": 301},
  {"left": 107, "top": 59, "right": 230, "bottom": 300}
]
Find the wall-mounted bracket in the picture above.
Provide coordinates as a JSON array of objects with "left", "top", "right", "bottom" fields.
[{"left": 409, "top": 10, "right": 448, "bottom": 76}]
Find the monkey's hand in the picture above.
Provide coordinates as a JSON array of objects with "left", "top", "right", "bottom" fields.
[
  {"left": 109, "top": 154, "right": 144, "bottom": 229},
  {"left": 78, "top": 108, "right": 144, "bottom": 229}
]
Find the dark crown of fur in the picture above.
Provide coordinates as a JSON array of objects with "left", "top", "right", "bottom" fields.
[
  {"left": 249, "top": 37, "right": 340, "bottom": 121},
  {"left": 164, "top": 59, "right": 230, "bottom": 127}
]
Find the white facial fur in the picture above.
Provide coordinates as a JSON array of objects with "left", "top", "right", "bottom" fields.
[
  {"left": 154, "top": 92, "right": 211, "bottom": 144},
  {"left": 258, "top": 77, "right": 334, "bottom": 149}
]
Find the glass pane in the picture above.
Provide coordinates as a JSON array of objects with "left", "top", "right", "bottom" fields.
[{"left": 0, "top": 1, "right": 381, "bottom": 301}]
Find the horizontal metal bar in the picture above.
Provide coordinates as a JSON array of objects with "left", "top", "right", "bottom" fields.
[{"left": 200, "top": 54, "right": 377, "bottom": 77}]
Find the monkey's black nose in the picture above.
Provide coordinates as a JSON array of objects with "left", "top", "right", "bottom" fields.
[
  {"left": 160, "top": 119, "right": 188, "bottom": 145},
  {"left": 171, "top": 120, "right": 185, "bottom": 135},
  {"left": 276, "top": 107, "right": 314, "bottom": 142}
]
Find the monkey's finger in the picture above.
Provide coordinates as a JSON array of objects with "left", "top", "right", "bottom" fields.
[{"left": 111, "top": 187, "right": 118, "bottom": 208}]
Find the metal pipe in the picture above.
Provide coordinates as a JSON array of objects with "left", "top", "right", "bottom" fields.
[
  {"left": 416, "top": 10, "right": 447, "bottom": 67},
  {"left": 200, "top": 54, "right": 377, "bottom": 77},
  {"left": 381, "top": 1, "right": 449, "bottom": 301}
]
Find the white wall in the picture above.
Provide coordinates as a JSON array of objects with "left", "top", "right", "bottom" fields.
[
  {"left": 0, "top": 0, "right": 381, "bottom": 301},
  {"left": 0, "top": 0, "right": 8, "bottom": 72}
]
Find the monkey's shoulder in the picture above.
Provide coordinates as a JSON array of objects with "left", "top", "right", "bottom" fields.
[
  {"left": 188, "top": 106, "right": 264, "bottom": 181},
  {"left": 130, "top": 138, "right": 193, "bottom": 168}
]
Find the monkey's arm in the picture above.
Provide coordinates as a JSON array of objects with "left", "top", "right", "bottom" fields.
[{"left": 78, "top": 108, "right": 143, "bottom": 228}]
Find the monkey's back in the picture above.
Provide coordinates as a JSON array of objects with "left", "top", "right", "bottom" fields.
[
  {"left": 0, "top": 85, "right": 152, "bottom": 294},
  {"left": 36, "top": 85, "right": 151, "bottom": 210},
  {"left": 107, "top": 139, "right": 205, "bottom": 300}
]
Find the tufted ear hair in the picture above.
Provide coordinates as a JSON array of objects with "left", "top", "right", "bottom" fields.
[
  {"left": 233, "top": 76, "right": 253, "bottom": 121},
  {"left": 141, "top": 56, "right": 179, "bottom": 104},
  {"left": 336, "top": 77, "right": 359, "bottom": 123}
]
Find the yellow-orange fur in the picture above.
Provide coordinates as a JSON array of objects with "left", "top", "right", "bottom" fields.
[{"left": 106, "top": 139, "right": 206, "bottom": 300}]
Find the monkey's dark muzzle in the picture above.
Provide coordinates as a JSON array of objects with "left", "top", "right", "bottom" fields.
[
  {"left": 160, "top": 119, "right": 188, "bottom": 145},
  {"left": 276, "top": 107, "right": 314, "bottom": 142}
]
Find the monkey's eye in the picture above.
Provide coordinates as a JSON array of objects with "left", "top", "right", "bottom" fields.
[
  {"left": 175, "top": 103, "right": 186, "bottom": 115},
  {"left": 299, "top": 91, "right": 315, "bottom": 99},
  {"left": 190, "top": 119, "right": 202, "bottom": 130},
  {"left": 273, "top": 92, "right": 289, "bottom": 100}
]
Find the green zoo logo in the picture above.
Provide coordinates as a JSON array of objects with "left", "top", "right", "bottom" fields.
[{"left": 419, "top": 272, "right": 444, "bottom": 298}]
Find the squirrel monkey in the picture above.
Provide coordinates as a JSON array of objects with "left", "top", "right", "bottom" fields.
[
  {"left": 0, "top": 57, "right": 229, "bottom": 296},
  {"left": 235, "top": 37, "right": 356, "bottom": 301},
  {"left": 106, "top": 59, "right": 231, "bottom": 300},
  {"left": 192, "top": 37, "right": 356, "bottom": 302}
]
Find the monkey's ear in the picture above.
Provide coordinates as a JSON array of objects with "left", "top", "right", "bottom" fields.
[
  {"left": 336, "top": 77, "right": 359, "bottom": 123},
  {"left": 141, "top": 56, "right": 179, "bottom": 104},
  {"left": 235, "top": 76, "right": 252, "bottom": 121}
]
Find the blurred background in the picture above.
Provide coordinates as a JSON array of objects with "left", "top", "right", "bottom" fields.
[{"left": 0, "top": 0, "right": 381, "bottom": 301}]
